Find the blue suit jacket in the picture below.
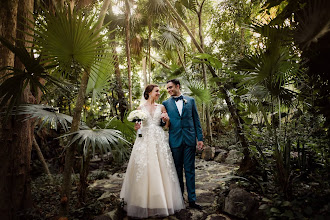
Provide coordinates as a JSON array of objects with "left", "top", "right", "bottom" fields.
[{"left": 163, "top": 96, "right": 203, "bottom": 148}]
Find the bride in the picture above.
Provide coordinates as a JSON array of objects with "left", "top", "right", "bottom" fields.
[{"left": 120, "top": 84, "right": 185, "bottom": 218}]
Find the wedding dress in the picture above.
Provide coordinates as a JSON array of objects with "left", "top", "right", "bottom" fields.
[{"left": 120, "top": 104, "right": 185, "bottom": 218}]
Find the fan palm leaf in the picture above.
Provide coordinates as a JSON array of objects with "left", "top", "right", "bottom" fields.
[
  {"left": 14, "top": 104, "right": 88, "bottom": 132},
  {"left": 184, "top": 79, "right": 211, "bottom": 104},
  {"left": 236, "top": 24, "right": 300, "bottom": 103},
  {"left": 30, "top": 6, "right": 110, "bottom": 76},
  {"left": 15, "top": 104, "right": 72, "bottom": 132},
  {"left": 61, "top": 128, "right": 130, "bottom": 157},
  {"left": 159, "top": 25, "right": 184, "bottom": 50},
  {"left": 144, "top": 0, "right": 168, "bottom": 17},
  {"left": 295, "top": 0, "right": 330, "bottom": 49}
]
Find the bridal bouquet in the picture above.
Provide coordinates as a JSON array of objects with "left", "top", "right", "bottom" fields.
[{"left": 127, "top": 110, "right": 147, "bottom": 137}]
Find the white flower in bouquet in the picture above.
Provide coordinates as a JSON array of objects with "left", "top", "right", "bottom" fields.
[
  {"left": 127, "top": 110, "right": 147, "bottom": 122},
  {"left": 127, "top": 110, "right": 147, "bottom": 137}
]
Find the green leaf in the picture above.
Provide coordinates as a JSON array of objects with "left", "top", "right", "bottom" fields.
[
  {"left": 242, "top": 117, "right": 253, "bottom": 125},
  {"left": 270, "top": 207, "right": 281, "bottom": 213},
  {"left": 259, "top": 204, "right": 269, "bottom": 210}
]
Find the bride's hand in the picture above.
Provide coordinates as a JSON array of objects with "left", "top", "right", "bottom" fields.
[{"left": 134, "top": 122, "right": 141, "bottom": 130}]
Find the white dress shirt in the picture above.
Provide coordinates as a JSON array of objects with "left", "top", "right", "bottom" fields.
[{"left": 174, "top": 96, "right": 183, "bottom": 116}]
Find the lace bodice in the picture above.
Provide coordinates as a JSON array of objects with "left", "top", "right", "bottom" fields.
[{"left": 140, "top": 104, "right": 162, "bottom": 127}]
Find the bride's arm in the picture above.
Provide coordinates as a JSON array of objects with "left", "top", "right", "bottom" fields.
[{"left": 160, "top": 105, "right": 170, "bottom": 128}]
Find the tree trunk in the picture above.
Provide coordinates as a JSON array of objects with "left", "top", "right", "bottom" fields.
[
  {"left": 59, "top": 0, "right": 111, "bottom": 216},
  {"left": 125, "top": 0, "right": 132, "bottom": 109},
  {"left": 142, "top": 57, "right": 148, "bottom": 88},
  {"left": 108, "top": 2, "right": 127, "bottom": 121},
  {"left": 148, "top": 19, "right": 152, "bottom": 84},
  {"left": 78, "top": 148, "right": 92, "bottom": 204},
  {"left": 0, "top": 1, "right": 36, "bottom": 219},
  {"left": 196, "top": 1, "right": 212, "bottom": 144},
  {"left": 0, "top": 0, "right": 34, "bottom": 219},
  {"left": 112, "top": 44, "right": 128, "bottom": 121},
  {"left": 33, "top": 136, "right": 53, "bottom": 182}
]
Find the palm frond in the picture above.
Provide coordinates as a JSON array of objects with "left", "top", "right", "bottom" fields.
[
  {"left": 144, "top": 0, "right": 168, "bottom": 16},
  {"left": 104, "top": 115, "right": 136, "bottom": 143},
  {"left": 61, "top": 128, "right": 130, "bottom": 157},
  {"left": 184, "top": 79, "right": 211, "bottom": 104},
  {"left": 0, "top": 37, "right": 71, "bottom": 120},
  {"left": 159, "top": 25, "right": 184, "bottom": 50},
  {"left": 180, "top": 0, "right": 197, "bottom": 12},
  {"left": 295, "top": 0, "right": 330, "bottom": 49},
  {"left": 86, "top": 58, "right": 114, "bottom": 103},
  {"left": 32, "top": 6, "right": 111, "bottom": 76},
  {"left": 14, "top": 104, "right": 73, "bottom": 132}
]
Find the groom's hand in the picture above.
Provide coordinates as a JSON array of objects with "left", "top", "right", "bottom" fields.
[
  {"left": 197, "top": 141, "right": 204, "bottom": 151},
  {"left": 161, "top": 112, "right": 169, "bottom": 122}
]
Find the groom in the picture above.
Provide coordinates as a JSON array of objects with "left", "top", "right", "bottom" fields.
[{"left": 162, "top": 79, "right": 204, "bottom": 210}]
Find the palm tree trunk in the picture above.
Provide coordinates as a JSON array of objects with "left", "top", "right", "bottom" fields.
[
  {"left": 196, "top": 1, "right": 212, "bottom": 144},
  {"left": 109, "top": 2, "right": 127, "bottom": 121},
  {"left": 148, "top": 19, "right": 152, "bottom": 84},
  {"left": 125, "top": 0, "right": 132, "bottom": 109},
  {"left": 78, "top": 147, "right": 92, "bottom": 204},
  {"left": 33, "top": 136, "right": 53, "bottom": 182},
  {"left": 60, "top": 69, "right": 90, "bottom": 215},
  {"left": 142, "top": 57, "right": 148, "bottom": 88},
  {"left": 59, "top": 0, "right": 111, "bottom": 216},
  {"left": 0, "top": 1, "right": 35, "bottom": 219}
]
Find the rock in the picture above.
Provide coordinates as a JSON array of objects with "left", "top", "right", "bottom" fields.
[
  {"left": 214, "top": 150, "right": 227, "bottom": 163},
  {"left": 205, "top": 214, "right": 228, "bottom": 220},
  {"left": 175, "top": 208, "right": 207, "bottom": 220},
  {"left": 201, "top": 146, "right": 215, "bottom": 161},
  {"left": 93, "top": 215, "right": 111, "bottom": 220},
  {"left": 225, "top": 150, "right": 243, "bottom": 164},
  {"left": 224, "top": 188, "right": 257, "bottom": 219},
  {"left": 98, "top": 191, "right": 118, "bottom": 203}
]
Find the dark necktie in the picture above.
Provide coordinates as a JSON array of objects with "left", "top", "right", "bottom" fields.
[{"left": 173, "top": 96, "right": 183, "bottom": 102}]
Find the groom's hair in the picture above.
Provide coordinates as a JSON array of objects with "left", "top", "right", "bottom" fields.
[
  {"left": 144, "top": 84, "right": 158, "bottom": 100},
  {"left": 167, "top": 79, "right": 180, "bottom": 87}
]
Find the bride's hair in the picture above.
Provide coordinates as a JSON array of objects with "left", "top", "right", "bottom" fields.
[{"left": 144, "top": 84, "right": 158, "bottom": 100}]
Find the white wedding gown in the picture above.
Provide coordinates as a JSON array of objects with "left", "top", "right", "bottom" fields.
[{"left": 120, "top": 104, "right": 185, "bottom": 218}]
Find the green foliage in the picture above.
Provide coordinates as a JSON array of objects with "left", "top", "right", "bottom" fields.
[
  {"left": 184, "top": 79, "right": 211, "bottom": 104},
  {"left": 145, "top": 0, "right": 168, "bottom": 16},
  {"left": 15, "top": 104, "right": 74, "bottom": 132},
  {"left": 32, "top": 6, "right": 111, "bottom": 76},
  {"left": 61, "top": 128, "right": 130, "bottom": 158},
  {"left": 179, "top": 0, "right": 197, "bottom": 13},
  {"left": 193, "top": 53, "right": 223, "bottom": 70},
  {"left": 0, "top": 38, "right": 69, "bottom": 120},
  {"left": 159, "top": 25, "right": 184, "bottom": 50},
  {"left": 86, "top": 60, "right": 114, "bottom": 104}
]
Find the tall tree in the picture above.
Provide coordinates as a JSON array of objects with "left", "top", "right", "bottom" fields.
[
  {"left": 195, "top": 0, "right": 212, "bottom": 143},
  {"left": 125, "top": 0, "right": 133, "bottom": 109},
  {"left": 0, "top": 0, "right": 35, "bottom": 219}
]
